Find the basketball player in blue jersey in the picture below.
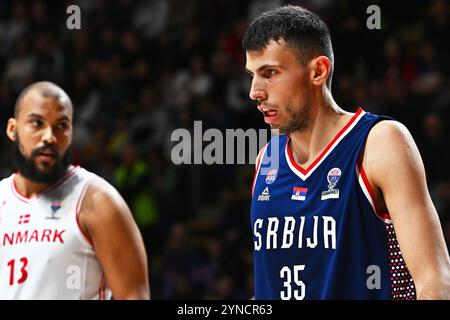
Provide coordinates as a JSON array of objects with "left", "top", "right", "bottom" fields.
[
  {"left": 0, "top": 81, "right": 150, "bottom": 299},
  {"left": 243, "top": 6, "right": 450, "bottom": 300}
]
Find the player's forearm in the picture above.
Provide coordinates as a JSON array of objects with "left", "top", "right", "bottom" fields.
[
  {"left": 414, "top": 273, "right": 450, "bottom": 300},
  {"left": 112, "top": 287, "right": 150, "bottom": 300}
]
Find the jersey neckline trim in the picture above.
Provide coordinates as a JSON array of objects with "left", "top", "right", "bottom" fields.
[
  {"left": 285, "top": 108, "right": 365, "bottom": 181},
  {"left": 11, "top": 165, "right": 80, "bottom": 203}
]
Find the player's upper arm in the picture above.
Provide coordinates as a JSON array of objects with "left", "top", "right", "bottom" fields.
[
  {"left": 79, "top": 177, "right": 150, "bottom": 300},
  {"left": 364, "top": 120, "right": 450, "bottom": 299}
]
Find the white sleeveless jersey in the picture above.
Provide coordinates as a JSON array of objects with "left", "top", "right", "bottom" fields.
[{"left": 0, "top": 166, "right": 112, "bottom": 300}]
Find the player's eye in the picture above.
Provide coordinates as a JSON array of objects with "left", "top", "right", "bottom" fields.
[
  {"left": 263, "top": 69, "right": 277, "bottom": 78},
  {"left": 55, "top": 123, "right": 69, "bottom": 130},
  {"left": 30, "top": 119, "right": 43, "bottom": 127}
]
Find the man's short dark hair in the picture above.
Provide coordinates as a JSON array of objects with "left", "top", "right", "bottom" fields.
[{"left": 242, "top": 5, "right": 334, "bottom": 87}]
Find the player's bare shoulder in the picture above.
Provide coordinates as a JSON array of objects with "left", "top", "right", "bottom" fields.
[
  {"left": 366, "top": 120, "right": 419, "bottom": 161},
  {"left": 364, "top": 119, "right": 424, "bottom": 187},
  {"left": 77, "top": 174, "right": 131, "bottom": 241},
  {"left": 83, "top": 176, "right": 125, "bottom": 210},
  {"left": 368, "top": 119, "right": 414, "bottom": 149}
]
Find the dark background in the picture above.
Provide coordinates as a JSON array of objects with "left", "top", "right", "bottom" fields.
[{"left": 0, "top": 0, "right": 449, "bottom": 299}]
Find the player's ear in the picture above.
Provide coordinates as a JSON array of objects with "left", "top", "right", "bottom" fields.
[
  {"left": 6, "top": 118, "right": 17, "bottom": 142},
  {"left": 310, "top": 56, "right": 331, "bottom": 86}
]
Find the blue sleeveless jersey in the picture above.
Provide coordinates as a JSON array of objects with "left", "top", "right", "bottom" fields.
[{"left": 250, "top": 108, "right": 416, "bottom": 300}]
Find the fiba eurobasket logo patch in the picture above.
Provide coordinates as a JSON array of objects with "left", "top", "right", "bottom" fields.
[
  {"left": 265, "top": 169, "right": 278, "bottom": 185},
  {"left": 47, "top": 201, "right": 62, "bottom": 219},
  {"left": 321, "top": 167, "right": 341, "bottom": 200}
]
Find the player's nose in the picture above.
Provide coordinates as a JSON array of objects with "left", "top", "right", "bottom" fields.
[
  {"left": 41, "top": 126, "right": 57, "bottom": 145},
  {"left": 249, "top": 78, "right": 267, "bottom": 101}
]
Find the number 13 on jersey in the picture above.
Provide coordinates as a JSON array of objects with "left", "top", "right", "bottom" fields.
[{"left": 3, "top": 257, "right": 29, "bottom": 285}]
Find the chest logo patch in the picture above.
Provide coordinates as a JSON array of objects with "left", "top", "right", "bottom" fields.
[
  {"left": 47, "top": 201, "right": 62, "bottom": 220},
  {"left": 265, "top": 169, "right": 278, "bottom": 185},
  {"left": 291, "top": 187, "right": 307, "bottom": 201},
  {"left": 258, "top": 187, "right": 271, "bottom": 201},
  {"left": 321, "top": 167, "right": 341, "bottom": 200}
]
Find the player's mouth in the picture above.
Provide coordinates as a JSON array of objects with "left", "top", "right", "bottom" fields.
[
  {"left": 263, "top": 109, "right": 279, "bottom": 124},
  {"left": 35, "top": 152, "right": 57, "bottom": 162}
]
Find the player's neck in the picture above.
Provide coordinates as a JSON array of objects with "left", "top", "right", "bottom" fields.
[
  {"left": 289, "top": 99, "right": 352, "bottom": 168},
  {"left": 14, "top": 165, "right": 74, "bottom": 198}
]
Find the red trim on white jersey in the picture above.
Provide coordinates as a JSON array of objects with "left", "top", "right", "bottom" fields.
[
  {"left": 11, "top": 166, "right": 79, "bottom": 203},
  {"left": 356, "top": 160, "right": 392, "bottom": 223},
  {"left": 252, "top": 143, "right": 269, "bottom": 197},
  {"left": 286, "top": 108, "right": 365, "bottom": 181},
  {"left": 98, "top": 273, "right": 106, "bottom": 300},
  {"left": 75, "top": 181, "right": 94, "bottom": 246}
]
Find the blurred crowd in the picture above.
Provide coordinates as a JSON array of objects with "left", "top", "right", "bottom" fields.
[{"left": 0, "top": 0, "right": 449, "bottom": 299}]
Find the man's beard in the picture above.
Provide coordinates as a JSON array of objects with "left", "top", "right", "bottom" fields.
[
  {"left": 276, "top": 103, "right": 311, "bottom": 135},
  {"left": 11, "top": 137, "right": 72, "bottom": 185}
]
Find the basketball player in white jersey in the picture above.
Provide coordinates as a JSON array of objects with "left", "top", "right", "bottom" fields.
[{"left": 0, "top": 81, "right": 150, "bottom": 299}]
